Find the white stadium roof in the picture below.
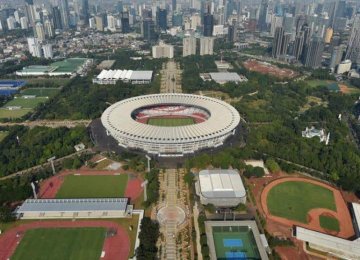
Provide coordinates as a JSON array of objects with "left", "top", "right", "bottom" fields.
[
  {"left": 209, "top": 72, "right": 242, "bottom": 82},
  {"left": 17, "top": 198, "right": 129, "bottom": 212},
  {"left": 96, "top": 69, "right": 152, "bottom": 81},
  {"left": 101, "top": 93, "right": 240, "bottom": 143},
  {"left": 198, "top": 169, "right": 246, "bottom": 198}
]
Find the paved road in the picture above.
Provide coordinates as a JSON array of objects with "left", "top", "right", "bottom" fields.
[
  {"left": 0, "top": 120, "right": 91, "bottom": 129},
  {"left": 160, "top": 61, "right": 182, "bottom": 93},
  {"left": 193, "top": 202, "right": 203, "bottom": 260}
]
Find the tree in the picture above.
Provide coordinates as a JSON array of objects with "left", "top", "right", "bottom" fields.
[
  {"left": 0, "top": 206, "right": 15, "bottom": 222},
  {"left": 265, "top": 158, "right": 281, "bottom": 173},
  {"left": 136, "top": 217, "right": 159, "bottom": 260}
]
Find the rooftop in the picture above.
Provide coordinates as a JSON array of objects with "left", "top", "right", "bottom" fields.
[
  {"left": 199, "top": 169, "right": 246, "bottom": 198},
  {"left": 17, "top": 198, "right": 129, "bottom": 212}
]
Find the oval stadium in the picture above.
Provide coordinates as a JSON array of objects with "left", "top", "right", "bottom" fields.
[{"left": 101, "top": 93, "right": 241, "bottom": 157}]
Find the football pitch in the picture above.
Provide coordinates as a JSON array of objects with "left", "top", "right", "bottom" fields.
[
  {"left": 21, "top": 88, "right": 59, "bottom": 97},
  {"left": 11, "top": 228, "right": 105, "bottom": 260},
  {"left": 266, "top": 181, "right": 336, "bottom": 223},
  {"left": 55, "top": 175, "right": 128, "bottom": 199},
  {"left": 147, "top": 117, "right": 195, "bottom": 126},
  {"left": 0, "top": 108, "right": 30, "bottom": 119},
  {"left": 4, "top": 97, "right": 48, "bottom": 109}
]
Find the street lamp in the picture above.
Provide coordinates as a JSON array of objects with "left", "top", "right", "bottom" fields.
[{"left": 47, "top": 156, "right": 56, "bottom": 175}]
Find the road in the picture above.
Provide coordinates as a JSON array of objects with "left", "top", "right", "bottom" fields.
[
  {"left": 0, "top": 120, "right": 92, "bottom": 129},
  {"left": 160, "top": 61, "right": 182, "bottom": 93}
]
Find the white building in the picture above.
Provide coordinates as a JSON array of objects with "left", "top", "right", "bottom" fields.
[
  {"left": 200, "top": 37, "right": 214, "bottom": 56},
  {"left": 35, "top": 23, "right": 46, "bottom": 41},
  {"left": 89, "top": 17, "right": 96, "bottom": 29},
  {"left": 337, "top": 59, "right": 352, "bottom": 74},
  {"left": 295, "top": 203, "right": 360, "bottom": 260},
  {"left": 152, "top": 41, "right": 174, "bottom": 58},
  {"left": 302, "top": 126, "right": 329, "bottom": 144},
  {"left": 107, "top": 15, "right": 117, "bottom": 32},
  {"left": 6, "top": 16, "right": 16, "bottom": 30},
  {"left": 16, "top": 198, "right": 132, "bottom": 219},
  {"left": 20, "top": 17, "right": 29, "bottom": 30},
  {"left": 207, "top": 72, "right": 248, "bottom": 84},
  {"left": 27, "top": 37, "right": 42, "bottom": 58},
  {"left": 196, "top": 169, "right": 246, "bottom": 207},
  {"left": 93, "top": 69, "right": 153, "bottom": 85},
  {"left": 42, "top": 44, "right": 54, "bottom": 59},
  {"left": 44, "top": 19, "right": 54, "bottom": 38},
  {"left": 190, "top": 13, "right": 201, "bottom": 30},
  {"left": 183, "top": 37, "right": 197, "bottom": 57}
]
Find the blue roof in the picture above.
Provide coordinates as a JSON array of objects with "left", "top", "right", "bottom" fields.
[
  {"left": 0, "top": 80, "right": 26, "bottom": 88},
  {"left": 17, "top": 198, "right": 129, "bottom": 212}
]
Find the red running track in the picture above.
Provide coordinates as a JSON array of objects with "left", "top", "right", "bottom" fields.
[{"left": 0, "top": 220, "right": 130, "bottom": 260}]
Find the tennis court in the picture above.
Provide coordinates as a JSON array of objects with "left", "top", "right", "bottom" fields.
[{"left": 213, "top": 226, "right": 261, "bottom": 260}]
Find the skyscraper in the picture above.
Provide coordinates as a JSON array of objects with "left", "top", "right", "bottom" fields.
[
  {"left": 304, "top": 37, "right": 324, "bottom": 68},
  {"left": 35, "top": 23, "right": 46, "bottom": 41},
  {"left": 272, "top": 27, "right": 284, "bottom": 58},
  {"left": 203, "top": 13, "right": 213, "bottom": 36},
  {"left": 329, "top": 44, "right": 346, "bottom": 71},
  {"left": 142, "top": 18, "right": 156, "bottom": 41},
  {"left": 293, "top": 32, "right": 305, "bottom": 60},
  {"left": 200, "top": 37, "right": 214, "bottom": 55},
  {"left": 59, "top": 0, "right": 70, "bottom": 29},
  {"left": 183, "top": 37, "right": 197, "bottom": 57},
  {"left": 44, "top": 19, "right": 54, "bottom": 38},
  {"left": 120, "top": 12, "right": 130, "bottom": 33},
  {"left": 52, "top": 6, "right": 63, "bottom": 30},
  {"left": 345, "top": 13, "right": 360, "bottom": 64},
  {"left": 156, "top": 8, "right": 167, "bottom": 31},
  {"left": 258, "top": 0, "right": 269, "bottom": 32},
  {"left": 81, "top": 0, "right": 90, "bottom": 25}
]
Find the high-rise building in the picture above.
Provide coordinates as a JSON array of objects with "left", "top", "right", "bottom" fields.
[
  {"left": 52, "top": 6, "right": 63, "bottom": 30},
  {"left": 27, "top": 37, "right": 42, "bottom": 57},
  {"left": 25, "top": 0, "right": 36, "bottom": 29},
  {"left": 6, "top": 16, "right": 16, "bottom": 30},
  {"left": 35, "top": 23, "right": 46, "bottom": 41},
  {"left": 89, "top": 17, "right": 96, "bottom": 28},
  {"left": 44, "top": 20, "right": 54, "bottom": 38},
  {"left": 95, "top": 15, "right": 104, "bottom": 31},
  {"left": 152, "top": 41, "right": 174, "bottom": 58},
  {"left": 172, "top": 12, "right": 182, "bottom": 27},
  {"left": 183, "top": 37, "right": 197, "bottom": 57},
  {"left": 42, "top": 44, "right": 54, "bottom": 59},
  {"left": 272, "top": 27, "right": 284, "bottom": 58},
  {"left": 258, "top": 0, "right": 269, "bottom": 32},
  {"left": 203, "top": 13, "right": 213, "bottom": 36},
  {"left": 81, "top": 0, "right": 89, "bottom": 25},
  {"left": 304, "top": 37, "right": 324, "bottom": 68},
  {"left": 120, "top": 11, "right": 130, "bottom": 33},
  {"left": 324, "top": 27, "right": 333, "bottom": 44},
  {"left": 20, "top": 17, "right": 29, "bottom": 30},
  {"left": 156, "top": 8, "right": 167, "bottom": 31},
  {"left": 59, "top": 0, "right": 70, "bottom": 29},
  {"left": 293, "top": 32, "right": 305, "bottom": 60},
  {"left": 329, "top": 44, "right": 345, "bottom": 71},
  {"left": 270, "top": 16, "right": 283, "bottom": 37},
  {"left": 345, "top": 13, "right": 360, "bottom": 64},
  {"left": 200, "top": 37, "right": 214, "bottom": 55},
  {"left": 227, "top": 25, "right": 236, "bottom": 42},
  {"left": 172, "top": 0, "right": 177, "bottom": 12},
  {"left": 107, "top": 15, "right": 116, "bottom": 32},
  {"left": 142, "top": 18, "right": 156, "bottom": 41},
  {"left": 116, "top": 1, "right": 123, "bottom": 13}
]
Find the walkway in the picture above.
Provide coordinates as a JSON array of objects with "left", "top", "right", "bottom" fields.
[{"left": 160, "top": 61, "right": 182, "bottom": 93}]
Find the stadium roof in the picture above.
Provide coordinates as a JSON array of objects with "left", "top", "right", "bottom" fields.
[
  {"left": 17, "top": 198, "right": 129, "bottom": 212},
  {"left": 130, "top": 71, "right": 153, "bottom": 80},
  {"left": 101, "top": 93, "right": 240, "bottom": 143},
  {"left": 198, "top": 169, "right": 246, "bottom": 198},
  {"left": 209, "top": 72, "right": 242, "bottom": 83},
  {"left": 353, "top": 203, "right": 360, "bottom": 233},
  {"left": 96, "top": 69, "right": 152, "bottom": 81}
]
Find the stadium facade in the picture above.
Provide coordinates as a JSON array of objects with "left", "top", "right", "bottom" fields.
[{"left": 101, "top": 93, "right": 241, "bottom": 157}]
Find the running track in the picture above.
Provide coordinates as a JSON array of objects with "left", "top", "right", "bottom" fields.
[{"left": 0, "top": 220, "right": 130, "bottom": 260}]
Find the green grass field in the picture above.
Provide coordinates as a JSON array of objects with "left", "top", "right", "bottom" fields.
[
  {"left": 0, "top": 131, "right": 8, "bottom": 142},
  {"left": 4, "top": 97, "right": 48, "bottom": 109},
  {"left": 147, "top": 117, "right": 195, "bottom": 126},
  {"left": 212, "top": 226, "right": 261, "bottom": 259},
  {"left": 55, "top": 175, "right": 128, "bottom": 199},
  {"left": 267, "top": 181, "right": 336, "bottom": 223},
  {"left": 319, "top": 215, "right": 340, "bottom": 232},
  {"left": 0, "top": 108, "right": 30, "bottom": 119},
  {"left": 11, "top": 228, "right": 105, "bottom": 260},
  {"left": 21, "top": 88, "right": 59, "bottom": 97}
]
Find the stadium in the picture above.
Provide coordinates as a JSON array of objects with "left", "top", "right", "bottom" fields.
[{"left": 101, "top": 93, "right": 241, "bottom": 157}]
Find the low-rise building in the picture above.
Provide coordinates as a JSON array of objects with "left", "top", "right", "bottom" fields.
[{"left": 93, "top": 69, "right": 153, "bottom": 84}]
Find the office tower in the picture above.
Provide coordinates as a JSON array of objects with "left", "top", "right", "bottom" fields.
[
  {"left": 172, "top": 0, "right": 177, "bottom": 12},
  {"left": 190, "top": 14, "right": 201, "bottom": 30},
  {"left": 59, "top": 0, "right": 70, "bottom": 29},
  {"left": 27, "top": 37, "right": 42, "bottom": 57},
  {"left": 200, "top": 37, "right": 214, "bottom": 55},
  {"left": 270, "top": 16, "right": 283, "bottom": 37},
  {"left": 333, "top": 17, "right": 347, "bottom": 32},
  {"left": 42, "top": 44, "right": 53, "bottom": 59},
  {"left": 172, "top": 12, "right": 182, "bottom": 27},
  {"left": 227, "top": 25, "right": 236, "bottom": 42},
  {"left": 120, "top": 11, "right": 130, "bottom": 33},
  {"left": 142, "top": 18, "right": 156, "bottom": 41},
  {"left": 258, "top": 0, "right": 269, "bottom": 32},
  {"left": 44, "top": 19, "right": 54, "bottom": 38},
  {"left": 281, "top": 33, "right": 291, "bottom": 56},
  {"left": 95, "top": 15, "right": 104, "bottom": 31},
  {"left": 89, "top": 17, "right": 96, "bottom": 28},
  {"left": 152, "top": 41, "right": 174, "bottom": 58},
  {"left": 295, "top": 15, "right": 306, "bottom": 35},
  {"left": 20, "top": 17, "right": 29, "bottom": 29},
  {"left": 183, "top": 37, "right": 197, "bottom": 57},
  {"left": 116, "top": 1, "right": 123, "bottom": 13},
  {"left": 52, "top": 6, "right": 62, "bottom": 30},
  {"left": 107, "top": 15, "right": 116, "bottom": 32},
  {"left": 35, "top": 23, "right": 46, "bottom": 41},
  {"left": 335, "top": 0, "right": 346, "bottom": 18},
  {"left": 283, "top": 14, "right": 294, "bottom": 34},
  {"left": 272, "top": 27, "right": 284, "bottom": 58},
  {"left": 345, "top": 13, "right": 360, "bottom": 64},
  {"left": 203, "top": 13, "right": 213, "bottom": 36},
  {"left": 6, "top": 16, "right": 16, "bottom": 30},
  {"left": 156, "top": 8, "right": 167, "bottom": 31},
  {"left": 329, "top": 44, "right": 345, "bottom": 71},
  {"left": 293, "top": 32, "right": 305, "bottom": 60},
  {"left": 25, "top": 0, "right": 36, "bottom": 28},
  {"left": 324, "top": 27, "right": 333, "bottom": 44},
  {"left": 304, "top": 37, "right": 324, "bottom": 68}
]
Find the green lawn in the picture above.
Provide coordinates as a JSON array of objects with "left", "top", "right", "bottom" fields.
[
  {"left": 147, "top": 117, "right": 195, "bottom": 126},
  {"left": 0, "top": 131, "right": 8, "bottom": 142},
  {"left": 0, "top": 108, "right": 30, "bottom": 119},
  {"left": 267, "top": 181, "right": 336, "bottom": 223},
  {"left": 21, "top": 88, "right": 59, "bottom": 97},
  {"left": 319, "top": 215, "right": 340, "bottom": 232},
  {"left": 4, "top": 97, "right": 48, "bottom": 109},
  {"left": 55, "top": 175, "right": 128, "bottom": 198},
  {"left": 306, "top": 80, "right": 335, "bottom": 88},
  {"left": 11, "top": 228, "right": 105, "bottom": 260}
]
